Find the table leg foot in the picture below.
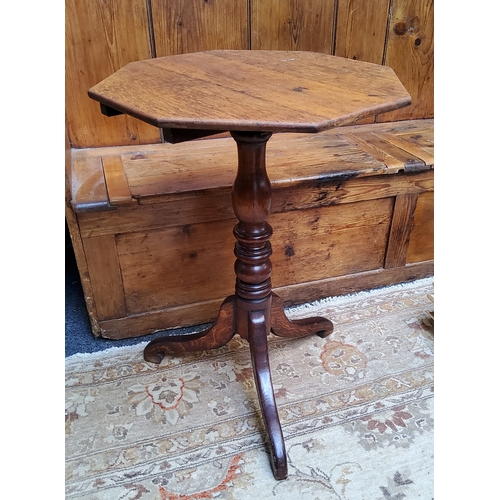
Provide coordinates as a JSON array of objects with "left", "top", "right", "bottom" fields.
[
  {"left": 270, "top": 293, "right": 333, "bottom": 339},
  {"left": 248, "top": 309, "right": 288, "bottom": 480},
  {"left": 144, "top": 296, "right": 236, "bottom": 363}
]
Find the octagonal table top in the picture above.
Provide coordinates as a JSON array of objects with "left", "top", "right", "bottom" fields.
[{"left": 89, "top": 50, "right": 410, "bottom": 134}]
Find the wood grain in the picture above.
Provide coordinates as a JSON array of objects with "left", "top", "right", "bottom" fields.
[
  {"left": 151, "top": 0, "right": 248, "bottom": 56},
  {"left": 273, "top": 261, "right": 434, "bottom": 307},
  {"left": 97, "top": 261, "right": 434, "bottom": 338},
  {"left": 340, "top": 133, "right": 406, "bottom": 173},
  {"left": 87, "top": 196, "right": 390, "bottom": 322},
  {"left": 65, "top": 130, "right": 72, "bottom": 202},
  {"left": 270, "top": 293, "right": 333, "bottom": 339},
  {"left": 407, "top": 190, "right": 434, "bottom": 263},
  {"left": 271, "top": 170, "right": 433, "bottom": 217},
  {"left": 251, "top": 0, "right": 335, "bottom": 53},
  {"left": 76, "top": 169, "right": 433, "bottom": 240},
  {"left": 102, "top": 156, "right": 136, "bottom": 207},
  {"left": 335, "top": 0, "right": 391, "bottom": 64},
  {"left": 380, "top": 0, "right": 434, "bottom": 121},
  {"left": 116, "top": 219, "right": 236, "bottom": 314},
  {"left": 247, "top": 309, "right": 288, "bottom": 480},
  {"left": 70, "top": 120, "right": 433, "bottom": 212},
  {"left": 112, "top": 197, "right": 393, "bottom": 316},
  {"left": 334, "top": 119, "right": 432, "bottom": 136},
  {"left": 70, "top": 118, "right": 433, "bottom": 338},
  {"left": 99, "top": 298, "right": 229, "bottom": 338},
  {"left": 334, "top": 0, "right": 393, "bottom": 125},
  {"left": 118, "top": 132, "right": 387, "bottom": 200},
  {"left": 88, "top": 50, "right": 411, "bottom": 133},
  {"left": 385, "top": 193, "right": 419, "bottom": 268},
  {"left": 65, "top": 1, "right": 433, "bottom": 150},
  {"left": 143, "top": 297, "right": 237, "bottom": 361},
  {"left": 82, "top": 235, "right": 127, "bottom": 320},
  {"left": 340, "top": 132, "right": 427, "bottom": 173},
  {"left": 66, "top": 130, "right": 101, "bottom": 333},
  {"left": 66, "top": 207, "right": 101, "bottom": 336},
  {"left": 72, "top": 119, "right": 433, "bottom": 160},
  {"left": 71, "top": 154, "right": 110, "bottom": 212},
  {"left": 77, "top": 193, "right": 236, "bottom": 238},
  {"left": 65, "top": 0, "right": 160, "bottom": 148},
  {"left": 378, "top": 131, "right": 434, "bottom": 167},
  {"left": 271, "top": 199, "right": 393, "bottom": 287}
]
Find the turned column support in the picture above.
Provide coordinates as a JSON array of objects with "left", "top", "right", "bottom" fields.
[
  {"left": 230, "top": 131, "right": 274, "bottom": 339},
  {"left": 143, "top": 130, "right": 333, "bottom": 481}
]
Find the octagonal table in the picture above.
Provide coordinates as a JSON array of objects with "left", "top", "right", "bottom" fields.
[{"left": 89, "top": 50, "right": 411, "bottom": 480}]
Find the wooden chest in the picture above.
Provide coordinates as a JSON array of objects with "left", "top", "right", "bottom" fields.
[{"left": 66, "top": 119, "right": 434, "bottom": 339}]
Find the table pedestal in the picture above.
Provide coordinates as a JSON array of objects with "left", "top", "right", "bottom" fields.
[{"left": 144, "top": 131, "right": 333, "bottom": 480}]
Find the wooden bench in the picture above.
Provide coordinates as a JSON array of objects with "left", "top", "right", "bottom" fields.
[{"left": 66, "top": 118, "right": 434, "bottom": 339}]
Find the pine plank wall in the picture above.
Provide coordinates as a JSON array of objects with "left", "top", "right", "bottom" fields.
[{"left": 65, "top": 0, "right": 434, "bottom": 149}]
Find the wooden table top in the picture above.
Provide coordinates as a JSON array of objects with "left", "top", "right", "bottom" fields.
[{"left": 89, "top": 50, "right": 411, "bottom": 134}]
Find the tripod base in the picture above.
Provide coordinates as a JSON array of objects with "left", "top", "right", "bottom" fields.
[{"left": 144, "top": 292, "right": 333, "bottom": 480}]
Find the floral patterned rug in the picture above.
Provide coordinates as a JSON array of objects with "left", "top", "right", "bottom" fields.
[{"left": 65, "top": 278, "right": 434, "bottom": 499}]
